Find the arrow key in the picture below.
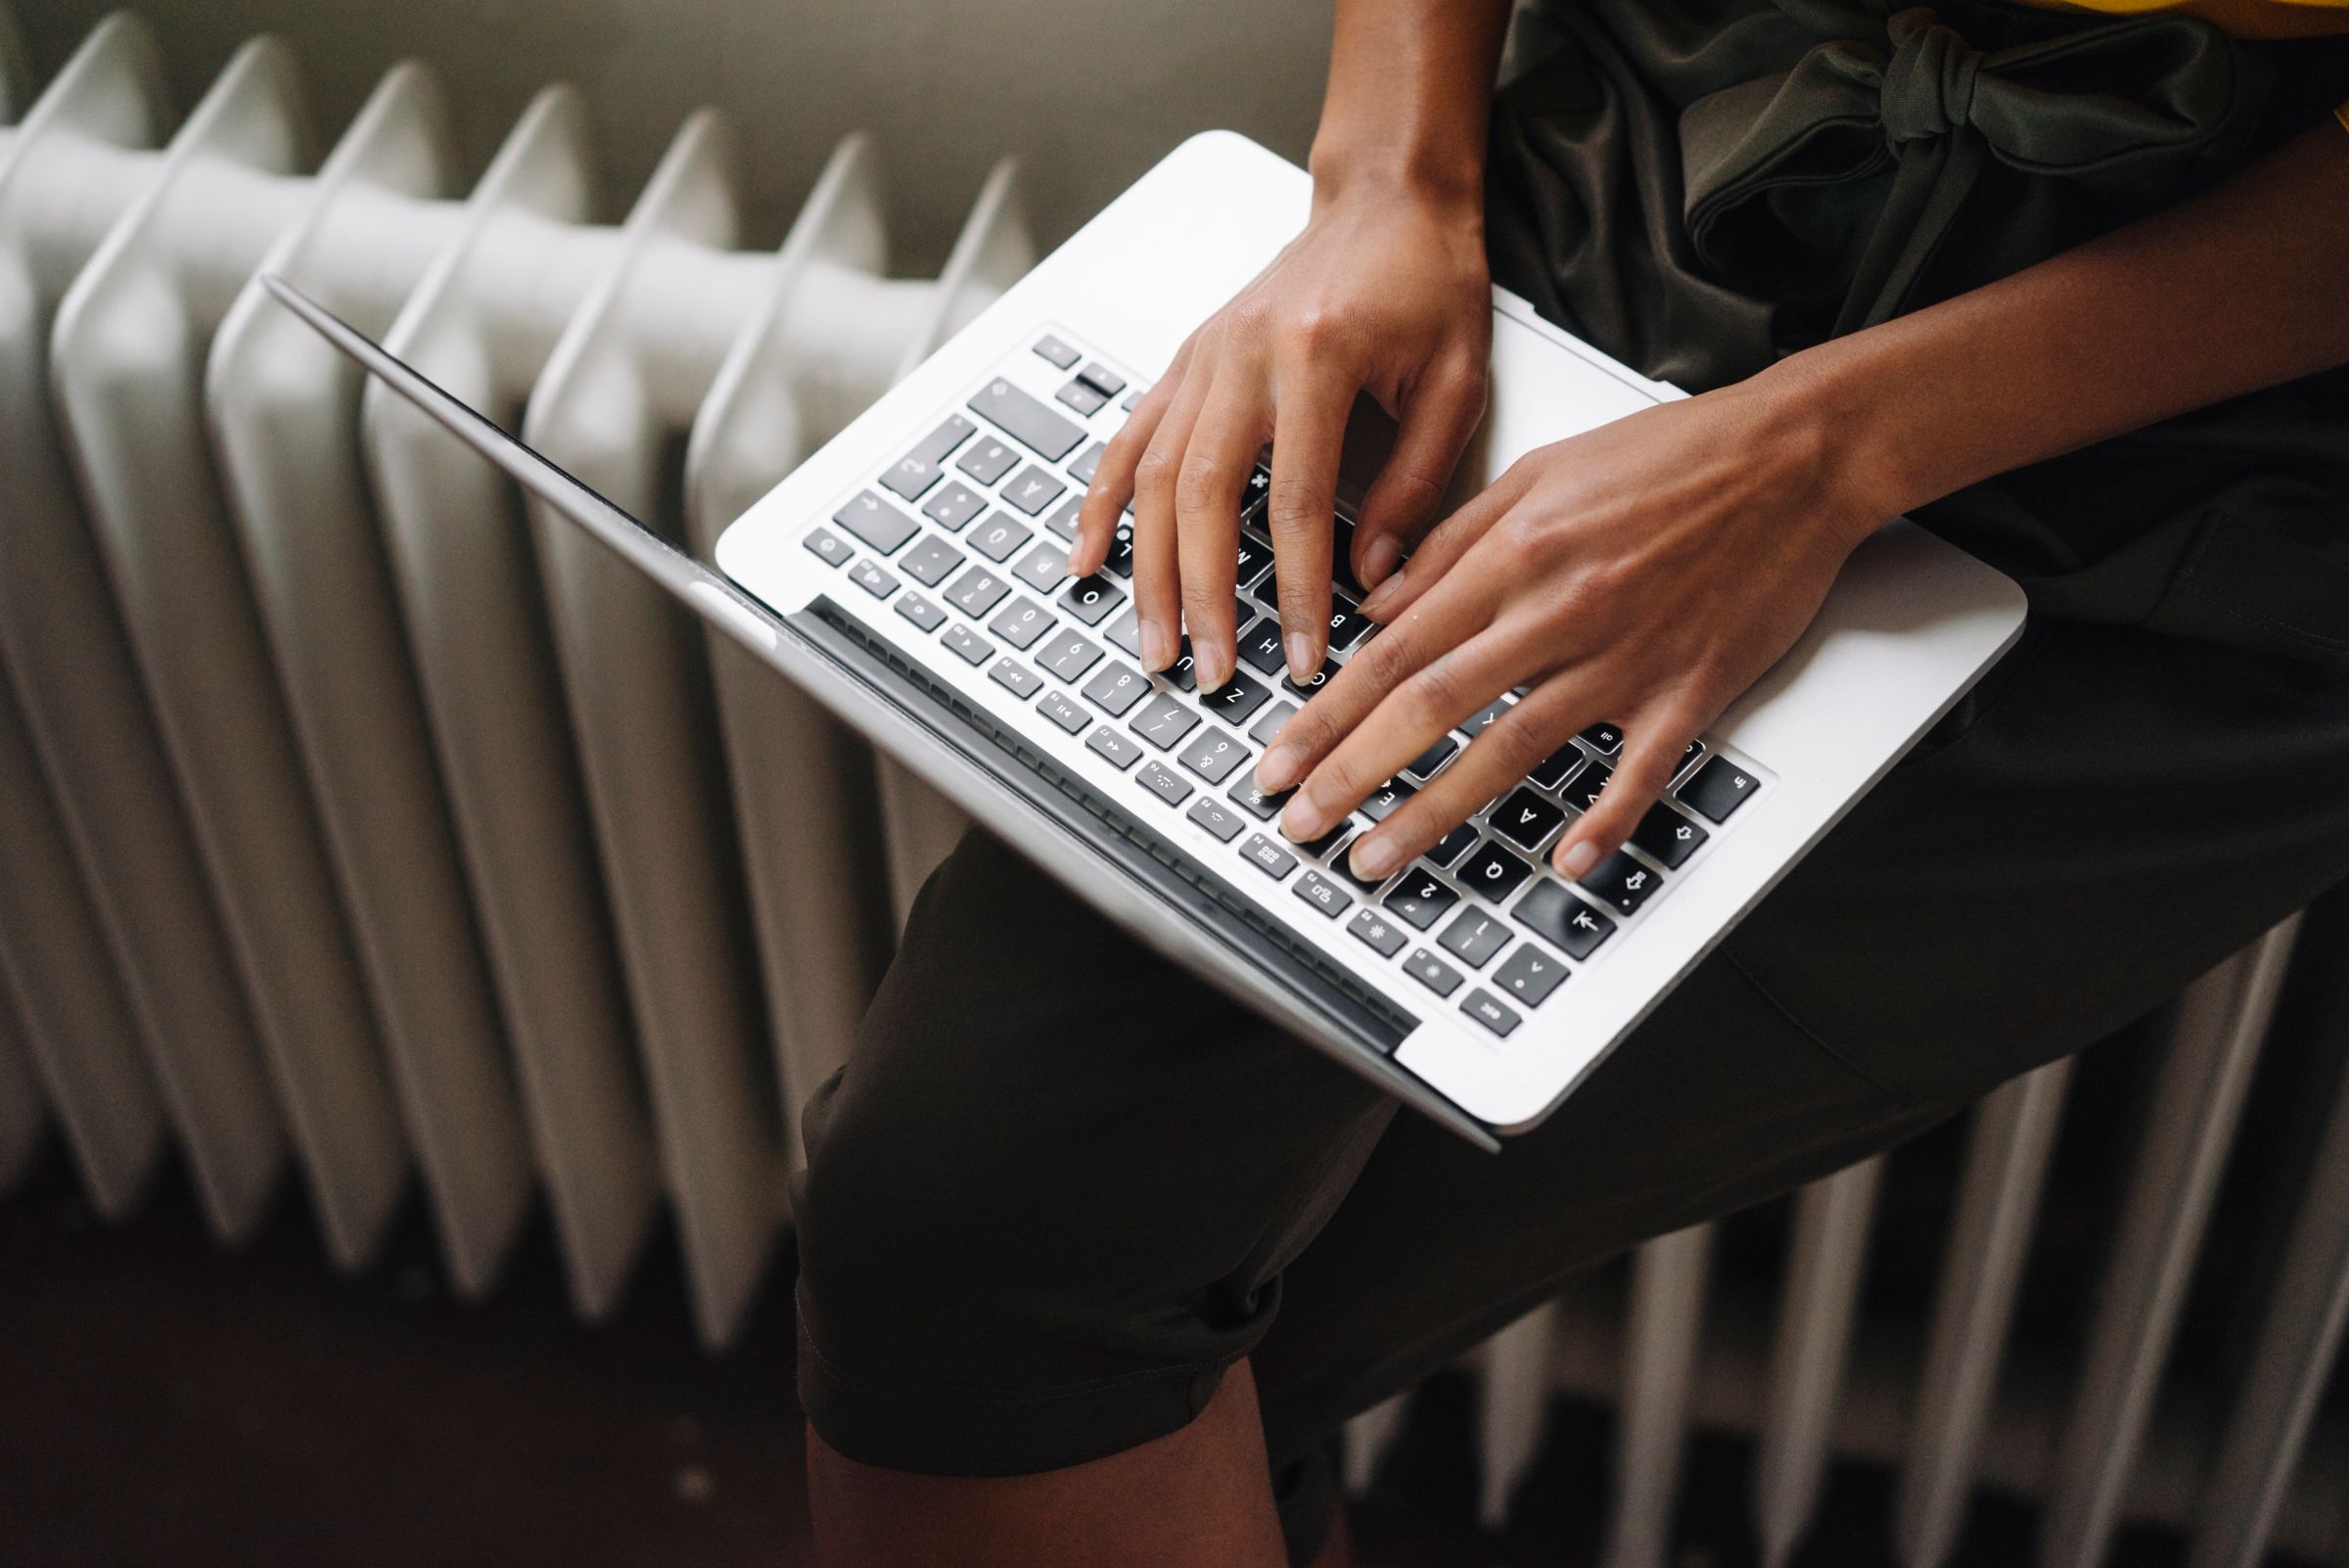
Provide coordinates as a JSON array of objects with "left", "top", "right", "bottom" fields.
[
  {"left": 1578, "top": 848, "right": 1664, "bottom": 916},
  {"left": 1493, "top": 945, "right": 1568, "bottom": 1007},
  {"left": 1630, "top": 803, "right": 1708, "bottom": 869}
]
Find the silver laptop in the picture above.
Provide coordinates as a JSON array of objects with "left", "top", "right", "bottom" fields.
[{"left": 265, "top": 130, "right": 2024, "bottom": 1152}]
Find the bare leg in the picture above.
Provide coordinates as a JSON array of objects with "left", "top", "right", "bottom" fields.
[{"left": 806, "top": 1357, "right": 1291, "bottom": 1568}]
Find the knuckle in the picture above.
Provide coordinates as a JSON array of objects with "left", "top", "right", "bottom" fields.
[
  {"left": 1131, "top": 446, "right": 1177, "bottom": 498},
  {"left": 1475, "top": 715, "right": 1549, "bottom": 780},
  {"left": 1281, "top": 306, "right": 1346, "bottom": 354},
  {"left": 1266, "top": 475, "right": 1330, "bottom": 534},
  {"left": 1174, "top": 452, "right": 1227, "bottom": 515},
  {"left": 1401, "top": 661, "right": 1464, "bottom": 731}
]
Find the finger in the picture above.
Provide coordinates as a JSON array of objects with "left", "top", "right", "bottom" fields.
[
  {"left": 1070, "top": 344, "right": 1186, "bottom": 576},
  {"left": 1355, "top": 461, "right": 1531, "bottom": 623},
  {"left": 1551, "top": 705, "right": 1696, "bottom": 879},
  {"left": 1351, "top": 356, "right": 1488, "bottom": 592},
  {"left": 1174, "top": 383, "right": 1269, "bottom": 692},
  {"left": 1265, "top": 366, "right": 1356, "bottom": 685},
  {"left": 1128, "top": 368, "right": 1213, "bottom": 670},
  {"left": 1276, "top": 619, "right": 1537, "bottom": 844},
  {"left": 1342, "top": 674, "right": 1593, "bottom": 883}
]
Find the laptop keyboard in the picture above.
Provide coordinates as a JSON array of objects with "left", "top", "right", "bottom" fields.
[{"left": 801, "top": 328, "right": 1767, "bottom": 1041}]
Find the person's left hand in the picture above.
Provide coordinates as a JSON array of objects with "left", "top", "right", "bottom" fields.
[{"left": 1253, "top": 373, "right": 1887, "bottom": 885}]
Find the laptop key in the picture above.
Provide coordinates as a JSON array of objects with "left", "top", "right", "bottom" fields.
[
  {"left": 1676, "top": 739, "right": 1707, "bottom": 778},
  {"left": 923, "top": 481, "right": 988, "bottom": 532},
  {"left": 1294, "top": 817, "right": 1356, "bottom": 860},
  {"left": 1631, "top": 803, "right": 1708, "bottom": 868},
  {"left": 879, "top": 415, "right": 975, "bottom": 500},
  {"left": 941, "top": 623, "right": 992, "bottom": 667},
  {"left": 1493, "top": 945, "right": 1568, "bottom": 1007},
  {"left": 1177, "top": 726, "right": 1248, "bottom": 784},
  {"left": 803, "top": 526, "right": 853, "bottom": 567},
  {"left": 900, "top": 536, "right": 965, "bottom": 588},
  {"left": 1061, "top": 576, "right": 1124, "bottom": 625},
  {"left": 1406, "top": 737, "right": 1458, "bottom": 779},
  {"left": 1186, "top": 797, "right": 1246, "bottom": 843},
  {"left": 1101, "top": 519, "right": 1135, "bottom": 577},
  {"left": 1580, "top": 849, "right": 1663, "bottom": 916},
  {"left": 1044, "top": 493, "right": 1086, "bottom": 543},
  {"left": 1082, "top": 662, "right": 1150, "bottom": 716},
  {"left": 989, "top": 598, "right": 1054, "bottom": 650},
  {"left": 1129, "top": 694, "right": 1201, "bottom": 751},
  {"left": 1137, "top": 761, "right": 1193, "bottom": 807},
  {"left": 1228, "top": 768, "right": 1293, "bottom": 820},
  {"left": 1281, "top": 657, "right": 1340, "bottom": 700},
  {"left": 1460, "top": 698, "right": 1513, "bottom": 738},
  {"left": 1038, "top": 689, "right": 1090, "bottom": 735},
  {"left": 1529, "top": 745, "right": 1582, "bottom": 790},
  {"left": 1293, "top": 871, "right": 1353, "bottom": 918},
  {"left": 955, "top": 436, "right": 1019, "bottom": 486},
  {"left": 894, "top": 592, "right": 946, "bottom": 633},
  {"left": 1198, "top": 671, "right": 1270, "bottom": 725},
  {"left": 1013, "top": 540, "right": 1071, "bottom": 593},
  {"left": 1240, "top": 834, "right": 1299, "bottom": 880},
  {"left": 1678, "top": 756, "right": 1760, "bottom": 822},
  {"left": 1359, "top": 778, "right": 1416, "bottom": 822},
  {"left": 1085, "top": 725, "right": 1143, "bottom": 770},
  {"left": 1057, "top": 378, "right": 1110, "bottom": 416},
  {"left": 1105, "top": 608, "right": 1142, "bottom": 657},
  {"left": 1036, "top": 628, "right": 1104, "bottom": 682},
  {"left": 1235, "top": 535, "right": 1273, "bottom": 588},
  {"left": 1491, "top": 789, "right": 1566, "bottom": 853},
  {"left": 1385, "top": 871, "right": 1458, "bottom": 931},
  {"left": 1438, "top": 908, "right": 1512, "bottom": 969},
  {"left": 1426, "top": 823, "right": 1479, "bottom": 868},
  {"left": 944, "top": 565, "right": 1011, "bottom": 618},
  {"left": 833, "top": 490, "right": 920, "bottom": 554},
  {"left": 1403, "top": 948, "right": 1463, "bottom": 997},
  {"left": 848, "top": 559, "right": 898, "bottom": 599},
  {"left": 1327, "top": 598, "right": 1372, "bottom": 651},
  {"left": 1238, "top": 619, "right": 1287, "bottom": 675},
  {"left": 1002, "top": 464, "right": 1068, "bottom": 518},
  {"left": 1164, "top": 641, "right": 1198, "bottom": 692},
  {"left": 989, "top": 659, "right": 1041, "bottom": 699},
  {"left": 1456, "top": 839, "right": 1534, "bottom": 902},
  {"left": 969, "top": 513, "right": 1034, "bottom": 562},
  {"left": 1564, "top": 761, "right": 1613, "bottom": 813},
  {"left": 1069, "top": 440, "right": 1108, "bottom": 486},
  {"left": 1033, "top": 334, "right": 1081, "bottom": 370},
  {"left": 1077, "top": 360, "right": 1127, "bottom": 398},
  {"left": 969, "top": 377, "right": 1084, "bottom": 462},
  {"left": 1581, "top": 722, "right": 1624, "bottom": 755},
  {"left": 1249, "top": 701, "right": 1298, "bottom": 747},
  {"left": 1349, "top": 907, "right": 1409, "bottom": 958},
  {"left": 1460, "top": 990, "right": 1522, "bottom": 1038},
  {"left": 1515, "top": 881, "right": 1616, "bottom": 959}
]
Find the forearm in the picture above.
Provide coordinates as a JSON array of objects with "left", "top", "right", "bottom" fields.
[
  {"left": 1775, "top": 120, "right": 2349, "bottom": 531},
  {"left": 1309, "top": 0, "right": 1513, "bottom": 209}
]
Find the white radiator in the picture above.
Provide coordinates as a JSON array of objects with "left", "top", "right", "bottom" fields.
[{"left": 3, "top": 14, "right": 2347, "bottom": 1566}]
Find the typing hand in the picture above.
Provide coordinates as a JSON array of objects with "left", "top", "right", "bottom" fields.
[
  {"left": 1066, "top": 178, "right": 1491, "bottom": 694},
  {"left": 1256, "top": 381, "right": 1884, "bottom": 883}
]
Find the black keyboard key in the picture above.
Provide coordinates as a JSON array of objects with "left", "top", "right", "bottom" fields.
[
  {"left": 1631, "top": 804, "right": 1708, "bottom": 869},
  {"left": 879, "top": 415, "right": 975, "bottom": 500},
  {"left": 1177, "top": 726, "right": 1248, "bottom": 784},
  {"left": 1404, "top": 948, "right": 1464, "bottom": 997},
  {"left": 1455, "top": 839, "right": 1534, "bottom": 902},
  {"left": 989, "top": 598, "right": 1054, "bottom": 650},
  {"left": 1037, "top": 689, "right": 1089, "bottom": 735},
  {"left": 1129, "top": 693, "right": 1200, "bottom": 751},
  {"left": 1581, "top": 722, "right": 1624, "bottom": 755},
  {"left": 1035, "top": 628, "right": 1104, "bottom": 683},
  {"left": 988, "top": 659, "right": 1040, "bottom": 699},
  {"left": 1491, "top": 789, "right": 1565, "bottom": 853},
  {"left": 1033, "top": 334, "right": 1081, "bottom": 370},
  {"left": 1250, "top": 701, "right": 1298, "bottom": 747},
  {"left": 1069, "top": 440, "right": 1108, "bottom": 486},
  {"left": 1086, "top": 725, "right": 1142, "bottom": 770},
  {"left": 847, "top": 559, "right": 898, "bottom": 599},
  {"left": 1105, "top": 608, "right": 1142, "bottom": 657},
  {"left": 1359, "top": 778, "right": 1415, "bottom": 822},
  {"left": 1349, "top": 906, "right": 1409, "bottom": 957},
  {"left": 1293, "top": 817, "right": 1356, "bottom": 860},
  {"left": 1677, "top": 739, "right": 1707, "bottom": 777},
  {"left": 1061, "top": 576, "right": 1123, "bottom": 625},
  {"left": 1406, "top": 737, "right": 1458, "bottom": 779},
  {"left": 1187, "top": 797, "right": 1246, "bottom": 843},
  {"left": 1228, "top": 768, "right": 1292, "bottom": 819},
  {"left": 1515, "top": 882, "right": 1616, "bottom": 959},
  {"left": 1493, "top": 945, "right": 1568, "bottom": 1007},
  {"left": 1426, "top": 823, "right": 1479, "bottom": 867},
  {"left": 1137, "top": 761, "right": 1193, "bottom": 807},
  {"left": 1082, "top": 662, "right": 1150, "bottom": 716},
  {"left": 1293, "top": 871, "right": 1353, "bottom": 919},
  {"left": 1679, "top": 756, "right": 1760, "bottom": 822},
  {"left": 1076, "top": 360, "right": 1126, "bottom": 398},
  {"left": 1439, "top": 908, "right": 1512, "bottom": 969},
  {"left": 1056, "top": 378, "right": 1110, "bottom": 416},
  {"left": 1580, "top": 849, "right": 1663, "bottom": 916},
  {"left": 923, "top": 481, "right": 987, "bottom": 532},
  {"left": 1198, "top": 671, "right": 1271, "bottom": 725},
  {"left": 1241, "top": 833, "right": 1299, "bottom": 880},
  {"left": 899, "top": 536, "right": 965, "bottom": 588},
  {"left": 1459, "top": 990, "right": 1522, "bottom": 1038},
  {"left": 1281, "top": 656, "right": 1340, "bottom": 700},
  {"left": 1529, "top": 745, "right": 1581, "bottom": 789},
  {"left": 894, "top": 592, "right": 945, "bottom": 633},
  {"left": 968, "top": 512, "right": 1034, "bottom": 562},
  {"left": 941, "top": 623, "right": 992, "bottom": 667},
  {"left": 1002, "top": 464, "right": 1068, "bottom": 517},
  {"left": 833, "top": 490, "right": 920, "bottom": 554},
  {"left": 1237, "top": 619, "right": 1287, "bottom": 675},
  {"left": 956, "top": 435, "right": 1019, "bottom": 485},
  {"left": 1101, "top": 518, "right": 1135, "bottom": 577},
  {"left": 1012, "top": 540, "right": 1071, "bottom": 593},
  {"left": 1385, "top": 871, "right": 1458, "bottom": 931},
  {"left": 1234, "top": 535, "right": 1273, "bottom": 588},
  {"left": 969, "top": 376, "right": 1083, "bottom": 461},
  {"left": 1563, "top": 761, "right": 1613, "bottom": 813},
  {"left": 944, "top": 565, "right": 1011, "bottom": 617},
  {"left": 803, "top": 526, "right": 852, "bottom": 567},
  {"left": 1238, "top": 466, "right": 1271, "bottom": 524},
  {"left": 1043, "top": 493, "right": 1085, "bottom": 542},
  {"left": 1330, "top": 517, "right": 1363, "bottom": 596},
  {"left": 1460, "top": 698, "right": 1513, "bottom": 738},
  {"left": 1327, "top": 598, "right": 1372, "bottom": 651}
]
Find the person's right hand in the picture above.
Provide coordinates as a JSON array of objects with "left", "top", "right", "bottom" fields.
[{"left": 1066, "top": 177, "right": 1494, "bottom": 691}]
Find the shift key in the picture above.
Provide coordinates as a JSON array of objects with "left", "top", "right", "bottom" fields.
[{"left": 969, "top": 376, "right": 1084, "bottom": 462}]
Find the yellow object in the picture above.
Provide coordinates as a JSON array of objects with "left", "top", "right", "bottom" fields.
[{"left": 2025, "top": 0, "right": 2349, "bottom": 38}]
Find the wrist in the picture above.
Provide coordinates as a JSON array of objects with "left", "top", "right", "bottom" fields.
[
  {"left": 1748, "top": 344, "right": 1936, "bottom": 545},
  {"left": 1309, "top": 126, "right": 1487, "bottom": 218}
]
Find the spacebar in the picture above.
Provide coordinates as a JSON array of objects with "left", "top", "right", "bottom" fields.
[{"left": 968, "top": 377, "right": 1084, "bottom": 462}]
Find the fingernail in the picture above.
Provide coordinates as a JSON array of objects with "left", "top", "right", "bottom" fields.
[
  {"left": 1139, "top": 620, "right": 1173, "bottom": 670},
  {"left": 1557, "top": 839, "right": 1598, "bottom": 879},
  {"left": 1196, "top": 645, "right": 1231, "bottom": 693},
  {"left": 1065, "top": 548, "right": 1087, "bottom": 576},
  {"left": 1358, "top": 574, "right": 1403, "bottom": 621},
  {"left": 1350, "top": 835, "right": 1400, "bottom": 881},
  {"left": 1360, "top": 534, "right": 1401, "bottom": 587},
  {"left": 1278, "top": 794, "right": 1325, "bottom": 842},
  {"left": 1258, "top": 745, "right": 1299, "bottom": 791},
  {"left": 1285, "top": 633, "right": 1318, "bottom": 684}
]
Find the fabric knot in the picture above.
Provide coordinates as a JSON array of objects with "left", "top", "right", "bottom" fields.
[{"left": 1879, "top": 8, "right": 1984, "bottom": 144}]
